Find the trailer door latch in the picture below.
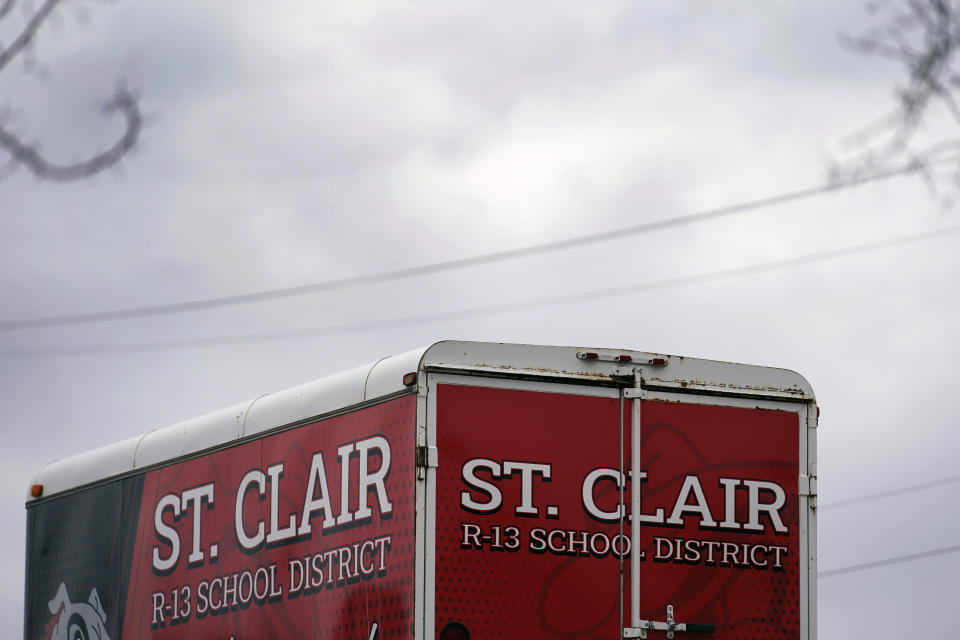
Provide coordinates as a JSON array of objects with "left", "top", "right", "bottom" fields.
[{"left": 624, "top": 605, "right": 715, "bottom": 639}]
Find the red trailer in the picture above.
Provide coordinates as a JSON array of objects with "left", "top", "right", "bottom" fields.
[{"left": 25, "top": 341, "right": 817, "bottom": 640}]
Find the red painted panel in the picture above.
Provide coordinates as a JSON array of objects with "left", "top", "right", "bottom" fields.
[
  {"left": 121, "top": 395, "right": 417, "bottom": 640},
  {"left": 636, "top": 401, "right": 800, "bottom": 639},
  {"left": 435, "top": 385, "right": 800, "bottom": 640}
]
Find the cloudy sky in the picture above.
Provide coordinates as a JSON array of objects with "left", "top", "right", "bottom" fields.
[{"left": 2, "top": 1, "right": 959, "bottom": 638}]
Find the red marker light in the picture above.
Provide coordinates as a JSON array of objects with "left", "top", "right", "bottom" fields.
[
  {"left": 30, "top": 484, "right": 43, "bottom": 498},
  {"left": 651, "top": 358, "right": 667, "bottom": 366},
  {"left": 402, "top": 372, "right": 418, "bottom": 387},
  {"left": 617, "top": 354, "right": 632, "bottom": 363},
  {"left": 583, "top": 352, "right": 599, "bottom": 360}
]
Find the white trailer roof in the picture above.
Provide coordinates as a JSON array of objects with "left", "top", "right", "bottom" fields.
[{"left": 26, "top": 341, "right": 814, "bottom": 502}]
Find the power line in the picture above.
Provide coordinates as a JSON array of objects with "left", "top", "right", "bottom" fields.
[
  {"left": 0, "top": 156, "right": 953, "bottom": 332},
  {"left": 3, "top": 224, "right": 957, "bottom": 358},
  {"left": 818, "top": 544, "right": 960, "bottom": 578},
  {"left": 818, "top": 473, "right": 960, "bottom": 511},
  {"left": 815, "top": 474, "right": 960, "bottom": 578}
]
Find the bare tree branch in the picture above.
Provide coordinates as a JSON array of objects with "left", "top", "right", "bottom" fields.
[
  {"left": 836, "top": 0, "right": 960, "bottom": 197},
  {"left": 0, "top": 91, "right": 140, "bottom": 181},
  {"left": 0, "top": 0, "right": 142, "bottom": 183},
  {"left": 0, "top": 0, "right": 63, "bottom": 73},
  {"left": 908, "top": 0, "right": 939, "bottom": 30},
  {"left": 0, "top": 0, "right": 17, "bottom": 22},
  {"left": 840, "top": 33, "right": 919, "bottom": 63}
]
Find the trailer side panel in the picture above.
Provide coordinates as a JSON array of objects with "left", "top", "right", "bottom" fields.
[{"left": 25, "top": 394, "right": 417, "bottom": 640}]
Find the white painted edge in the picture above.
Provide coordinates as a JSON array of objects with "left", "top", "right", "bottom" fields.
[{"left": 28, "top": 347, "right": 429, "bottom": 501}]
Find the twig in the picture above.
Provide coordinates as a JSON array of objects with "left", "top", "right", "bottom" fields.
[{"left": 0, "top": 91, "right": 141, "bottom": 181}]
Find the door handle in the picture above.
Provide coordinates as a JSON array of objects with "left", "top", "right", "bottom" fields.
[{"left": 624, "top": 605, "right": 715, "bottom": 639}]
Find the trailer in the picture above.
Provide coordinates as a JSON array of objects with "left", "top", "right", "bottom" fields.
[{"left": 25, "top": 341, "right": 817, "bottom": 640}]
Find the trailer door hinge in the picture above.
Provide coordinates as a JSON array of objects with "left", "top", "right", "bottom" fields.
[
  {"left": 799, "top": 474, "right": 818, "bottom": 508},
  {"left": 416, "top": 445, "right": 438, "bottom": 470}
]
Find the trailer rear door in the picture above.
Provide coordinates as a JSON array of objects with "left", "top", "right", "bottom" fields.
[
  {"left": 625, "top": 390, "right": 813, "bottom": 640},
  {"left": 426, "top": 374, "right": 814, "bottom": 640}
]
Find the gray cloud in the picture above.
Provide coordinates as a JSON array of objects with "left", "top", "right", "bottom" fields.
[{"left": 2, "top": 2, "right": 959, "bottom": 638}]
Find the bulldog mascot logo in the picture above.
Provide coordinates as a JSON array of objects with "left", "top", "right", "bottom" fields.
[{"left": 44, "top": 582, "right": 110, "bottom": 640}]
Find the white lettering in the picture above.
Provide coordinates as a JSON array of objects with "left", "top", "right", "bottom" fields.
[
  {"left": 743, "top": 479, "right": 787, "bottom": 534},
  {"left": 298, "top": 452, "right": 336, "bottom": 536},
  {"left": 666, "top": 475, "right": 718, "bottom": 528},
  {"left": 502, "top": 461, "right": 551, "bottom": 516},
  {"left": 355, "top": 436, "right": 393, "bottom": 520},
  {"left": 152, "top": 493, "right": 181, "bottom": 572},
  {"left": 460, "top": 458, "right": 503, "bottom": 512},
  {"left": 236, "top": 470, "right": 266, "bottom": 550},
  {"left": 181, "top": 484, "right": 214, "bottom": 565}
]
